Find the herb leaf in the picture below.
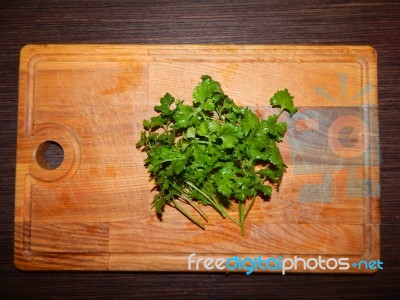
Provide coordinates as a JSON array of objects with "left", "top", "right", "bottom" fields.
[{"left": 270, "top": 88, "right": 297, "bottom": 116}]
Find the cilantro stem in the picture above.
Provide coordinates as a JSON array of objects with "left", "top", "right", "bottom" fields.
[
  {"left": 185, "top": 181, "right": 239, "bottom": 226},
  {"left": 181, "top": 193, "right": 208, "bottom": 222},
  {"left": 152, "top": 159, "right": 173, "bottom": 167},
  {"left": 208, "top": 192, "right": 240, "bottom": 226},
  {"left": 171, "top": 198, "right": 205, "bottom": 230},
  {"left": 185, "top": 181, "right": 221, "bottom": 213},
  {"left": 215, "top": 106, "right": 222, "bottom": 120},
  {"left": 244, "top": 195, "right": 256, "bottom": 221},
  {"left": 199, "top": 110, "right": 210, "bottom": 122},
  {"left": 239, "top": 201, "right": 245, "bottom": 236},
  {"left": 277, "top": 109, "right": 284, "bottom": 120},
  {"left": 169, "top": 184, "right": 209, "bottom": 222}
]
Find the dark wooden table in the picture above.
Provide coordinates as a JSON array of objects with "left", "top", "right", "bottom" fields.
[{"left": 1, "top": 1, "right": 399, "bottom": 298}]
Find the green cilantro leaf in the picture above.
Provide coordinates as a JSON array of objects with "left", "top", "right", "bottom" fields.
[
  {"left": 241, "top": 108, "right": 260, "bottom": 135},
  {"left": 218, "top": 123, "right": 242, "bottom": 149},
  {"left": 270, "top": 88, "right": 297, "bottom": 116},
  {"left": 200, "top": 98, "right": 215, "bottom": 111},
  {"left": 260, "top": 115, "right": 288, "bottom": 141},
  {"left": 259, "top": 184, "right": 272, "bottom": 197},
  {"left": 269, "top": 143, "right": 284, "bottom": 166},
  {"left": 154, "top": 93, "right": 175, "bottom": 115},
  {"left": 193, "top": 75, "right": 223, "bottom": 104},
  {"left": 185, "top": 127, "right": 196, "bottom": 139},
  {"left": 173, "top": 103, "right": 197, "bottom": 129}
]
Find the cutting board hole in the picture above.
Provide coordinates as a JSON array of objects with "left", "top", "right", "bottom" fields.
[{"left": 36, "top": 141, "right": 64, "bottom": 170}]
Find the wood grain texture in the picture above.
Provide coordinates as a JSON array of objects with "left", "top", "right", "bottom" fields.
[
  {"left": 1, "top": 0, "right": 400, "bottom": 298},
  {"left": 14, "top": 45, "right": 379, "bottom": 272}
]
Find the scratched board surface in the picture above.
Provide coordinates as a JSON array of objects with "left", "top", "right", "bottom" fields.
[{"left": 15, "top": 45, "right": 380, "bottom": 272}]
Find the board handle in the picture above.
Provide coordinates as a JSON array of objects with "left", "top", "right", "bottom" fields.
[{"left": 28, "top": 122, "right": 81, "bottom": 187}]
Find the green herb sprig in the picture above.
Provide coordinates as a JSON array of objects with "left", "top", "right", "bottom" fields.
[{"left": 136, "top": 75, "right": 297, "bottom": 235}]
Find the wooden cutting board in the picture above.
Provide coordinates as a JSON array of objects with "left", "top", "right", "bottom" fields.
[{"left": 15, "top": 45, "right": 380, "bottom": 273}]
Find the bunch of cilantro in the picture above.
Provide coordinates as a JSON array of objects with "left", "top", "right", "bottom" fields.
[{"left": 136, "top": 75, "right": 296, "bottom": 235}]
